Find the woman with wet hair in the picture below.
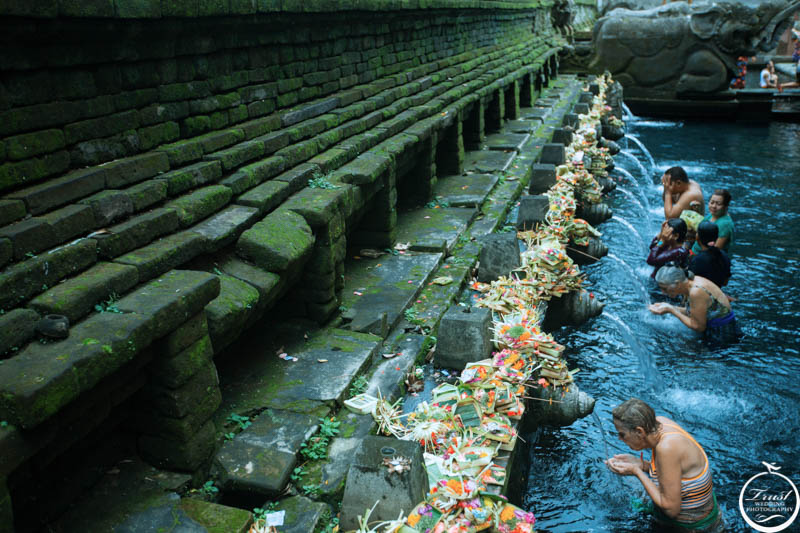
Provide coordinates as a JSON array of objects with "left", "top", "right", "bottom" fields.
[
  {"left": 646, "top": 218, "right": 688, "bottom": 278},
  {"left": 688, "top": 221, "right": 731, "bottom": 288},
  {"left": 691, "top": 189, "right": 734, "bottom": 255},
  {"left": 606, "top": 398, "right": 722, "bottom": 532},
  {"left": 649, "top": 263, "right": 739, "bottom": 342}
]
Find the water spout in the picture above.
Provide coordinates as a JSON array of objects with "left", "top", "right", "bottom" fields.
[
  {"left": 621, "top": 102, "right": 634, "bottom": 120},
  {"left": 624, "top": 134, "right": 656, "bottom": 172},
  {"left": 614, "top": 168, "right": 651, "bottom": 212},
  {"left": 614, "top": 186, "right": 648, "bottom": 217},
  {"left": 616, "top": 151, "right": 649, "bottom": 180},
  {"left": 606, "top": 312, "right": 664, "bottom": 393},
  {"left": 606, "top": 252, "right": 650, "bottom": 304}
]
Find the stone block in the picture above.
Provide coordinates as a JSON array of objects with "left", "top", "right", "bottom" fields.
[
  {"left": 589, "top": 83, "right": 600, "bottom": 95},
  {"left": 144, "top": 360, "right": 219, "bottom": 418},
  {"left": 551, "top": 127, "right": 573, "bottom": 146},
  {"left": 139, "top": 418, "right": 216, "bottom": 472},
  {"left": 339, "top": 436, "right": 428, "bottom": 529},
  {"left": 156, "top": 139, "right": 204, "bottom": 167},
  {"left": 178, "top": 499, "right": 253, "bottom": 533},
  {"left": 115, "top": 269, "right": 220, "bottom": 341},
  {"left": 579, "top": 91, "right": 593, "bottom": 104},
  {"left": 8, "top": 168, "right": 105, "bottom": 215},
  {"left": 516, "top": 194, "right": 550, "bottom": 230},
  {"left": 239, "top": 114, "right": 282, "bottom": 140},
  {"left": 150, "top": 335, "right": 215, "bottom": 390},
  {"left": 236, "top": 180, "right": 290, "bottom": 214},
  {"left": 561, "top": 112, "right": 579, "bottom": 128},
  {"left": 203, "top": 140, "right": 265, "bottom": 172},
  {"left": 162, "top": 312, "right": 209, "bottom": 357},
  {"left": 113, "top": 230, "right": 206, "bottom": 281},
  {"left": 539, "top": 143, "right": 565, "bottom": 165},
  {"left": 0, "top": 151, "right": 71, "bottom": 193},
  {"left": 273, "top": 162, "right": 317, "bottom": 193},
  {"left": 28, "top": 262, "right": 139, "bottom": 323},
  {"left": 137, "top": 121, "right": 180, "bottom": 151},
  {"left": 215, "top": 257, "right": 282, "bottom": 311},
  {"left": 79, "top": 189, "right": 134, "bottom": 226},
  {"left": 0, "top": 217, "right": 58, "bottom": 260},
  {"left": 125, "top": 179, "right": 169, "bottom": 211},
  {"left": 0, "top": 199, "right": 26, "bottom": 227},
  {"left": 94, "top": 208, "right": 180, "bottom": 259},
  {"left": 0, "top": 238, "right": 10, "bottom": 268},
  {"left": 0, "top": 239, "right": 96, "bottom": 311},
  {"left": 205, "top": 275, "right": 261, "bottom": 352},
  {"left": 64, "top": 110, "right": 140, "bottom": 145},
  {"left": 100, "top": 152, "right": 170, "bottom": 189},
  {"left": 272, "top": 496, "right": 327, "bottom": 533},
  {"left": 5, "top": 129, "right": 65, "bottom": 161},
  {"left": 274, "top": 139, "right": 319, "bottom": 167},
  {"left": 236, "top": 210, "right": 314, "bottom": 273},
  {"left": 0, "top": 308, "right": 39, "bottom": 356},
  {"left": 216, "top": 409, "right": 318, "bottom": 497},
  {"left": 193, "top": 205, "right": 260, "bottom": 252},
  {"left": 237, "top": 155, "right": 287, "bottom": 185},
  {"left": 238, "top": 82, "right": 278, "bottom": 104},
  {"left": 529, "top": 163, "right": 557, "bottom": 195},
  {"left": 156, "top": 160, "right": 223, "bottom": 197},
  {"left": 573, "top": 102, "right": 590, "bottom": 115},
  {"left": 196, "top": 129, "right": 246, "bottom": 154},
  {"left": 165, "top": 185, "right": 232, "bottom": 227},
  {"left": 40, "top": 204, "right": 97, "bottom": 243},
  {"left": 280, "top": 97, "right": 338, "bottom": 127},
  {"left": 435, "top": 306, "right": 492, "bottom": 370},
  {"left": 477, "top": 233, "right": 521, "bottom": 283}
]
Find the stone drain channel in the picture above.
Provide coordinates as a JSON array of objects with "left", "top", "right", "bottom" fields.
[{"left": 55, "top": 74, "right": 620, "bottom": 531}]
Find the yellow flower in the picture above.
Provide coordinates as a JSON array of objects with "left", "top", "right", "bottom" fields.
[
  {"left": 500, "top": 505, "right": 515, "bottom": 521},
  {"left": 408, "top": 513, "right": 420, "bottom": 526}
]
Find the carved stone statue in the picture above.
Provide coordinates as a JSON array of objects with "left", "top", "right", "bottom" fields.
[{"left": 588, "top": 0, "right": 800, "bottom": 97}]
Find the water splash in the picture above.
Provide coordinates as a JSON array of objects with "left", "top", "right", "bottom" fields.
[
  {"left": 606, "top": 252, "right": 650, "bottom": 304},
  {"left": 624, "top": 134, "right": 656, "bottom": 172},
  {"left": 614, "top": 168, "right": 652, "bottom": 212},
  {"left": 606, "top": 312, "right": 664, "bottom": 393},
  {"left": 614, "top": 187, "right": 647, "bottom": 219},
  {"left": 616, "top": 151, "right": 650, "bottom": 180},
  {"left": 591, "top": 411, "right": 627, "bottom": 492}
]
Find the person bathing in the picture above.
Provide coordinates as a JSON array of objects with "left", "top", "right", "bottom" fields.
[
  {"left": 661, "top": 166, "right": 704, "bottom": 220},
  {"left": 647, "top": 218, "right": 689, "bottom": 278}
]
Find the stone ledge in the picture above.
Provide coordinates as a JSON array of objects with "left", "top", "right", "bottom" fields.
[{"left": 0, "top": 269, "right": 219, "bottom": 428}]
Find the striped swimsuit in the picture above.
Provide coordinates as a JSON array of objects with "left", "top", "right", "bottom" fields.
[{"left": 648, "top": 423, "right": 715, "bottom": 523}]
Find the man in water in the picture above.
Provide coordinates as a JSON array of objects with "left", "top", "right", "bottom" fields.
[{"left": 661, "top": 166, "right": 704, "bottom": 219}]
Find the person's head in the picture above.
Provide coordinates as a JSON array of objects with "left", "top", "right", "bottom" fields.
[
  {"left": 708, "top": 188, "right": 731, "bottom": 217},
  {"left": 767, "top": 60, "right": 775, "bottom": 73},
  {"left": 664, "top": 166, "right": 689, "bottom": 192},
  {"left": 612, "top": 398, "right": 661, "bottom": 449},
  {"left": 696, "top": 220, "right": 719, "bottom": 249},
  {"left": 664, "top": 218, "right": 687, "bottom": 244},
  {"left": 655, "top": 262, "right": 693, "bottom": 298}
]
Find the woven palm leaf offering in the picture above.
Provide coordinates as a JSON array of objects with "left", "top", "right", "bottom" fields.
[{"left": 402, "top": 402, "right": 452, "bottom": 453}]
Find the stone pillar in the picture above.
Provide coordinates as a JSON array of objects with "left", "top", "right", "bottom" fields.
[
  {"left": 435, "top": 120, "right": 463, "bottom": 177},
  {"left": 539, "top": 143, "right": 566, "bottom": 165},
  {"left": 485, "top": 89, "right": 504, "bottom": 133},
  {"left": 301, "top": 210, "right": 346, "bottom": 323},
  {"left": 520, "top": 72, "right": 535, "bottom": 108},
  {"left": 504, "top": 80, "right": 520, "bottom": 120},
  {"left": 463, "top": 100, "right": 485, "bottom": 149},
  {"left": 477, "top": 233, "right": 521, "bottom": 283},
  {"left": 529, "top": 163, "right": 557, "bottom": 195},
  {"left": 573, "top": 102, "right": 590, "bottom": 115},
  {"left": 436, "top": 306, "right": 493, "bottom": 370},
  {"left": 351, "top": 165, "right": 397, "bottom": 248},
  {"left": 551, "top": 127, "right": 573, "bottom": 146},
  {"left": 136, "top": 312, "right": 221, "bottom": 472},
  {"left": 516, "top": 195, "right": 550, "bottom": 230}
]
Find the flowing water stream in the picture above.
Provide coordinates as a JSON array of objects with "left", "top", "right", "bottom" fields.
[{"left": 523, "top": 118, "right": 800, "bottom": 532}]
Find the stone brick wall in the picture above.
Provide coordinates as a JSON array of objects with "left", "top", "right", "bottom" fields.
[{"left": 0, "top": 3, "right": 563, "bottom": 528}]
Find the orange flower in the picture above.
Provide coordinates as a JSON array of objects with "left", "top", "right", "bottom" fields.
[
  {"left": 500, "top": 505, "right": 516, "bottom": 521},
  {"left": 408, "top": 513, "right": 421, "bottom": 526},
  {"left": 446, "top": 479, "right": 463, "bottom": 494}
]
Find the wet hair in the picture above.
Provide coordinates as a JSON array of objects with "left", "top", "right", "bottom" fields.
[
  {"left": 667, "top": 217, "right": 687, "bottom": 243},
  {"left": 697, "top": 220, "right": 719, "bottom": 248},
  {"left": 655, "top": 262, "right": 694, "bottom": 286},
  {"left": 711, "top": 188, "right": 731, "bottom": 207},
  {"left": 665, "top": 166, "right": 688, "bottom": 184},
  {"left": 612, "top": 398, "right": 661, "bottom": 434}
]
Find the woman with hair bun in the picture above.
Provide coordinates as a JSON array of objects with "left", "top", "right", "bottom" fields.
[
  {"left": 688, "top": 221, "right": 731, "bottom": 288},
  {"left": 649, "top": 263, "right": 739, "bottom": 342},
  {"left": 606, "top": 398, "right": 722, "bottom": 532}
]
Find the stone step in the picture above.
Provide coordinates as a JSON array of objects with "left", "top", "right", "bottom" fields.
[
  {"left": 432, "top": 173, "right": 498, "bottom": 207},
  {"left": 394, "top": 206, "right": 477, "bottom": 254},
  {"left": 481, "top": 132, "right": 530, "bottom": 151},
  {"left": 463, "top": 149, "right": 516, "bottom": 174},
  {"left": 339, "top": 251, "right": 442, "bottom": 337},
  {"left": 272, "top": 496, "right": 328, "bottom": 533},
  {"left": 0, "top": 270, "right": 219, "bottom": 428}
]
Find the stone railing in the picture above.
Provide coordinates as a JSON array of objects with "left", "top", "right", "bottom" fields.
[{"left": 0, "top": 3, "right": 564, "bottom": 529}]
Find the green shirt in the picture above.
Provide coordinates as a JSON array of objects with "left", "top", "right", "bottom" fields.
[{"left": 691, "top": 213, "right": 734, "bottom": 255}]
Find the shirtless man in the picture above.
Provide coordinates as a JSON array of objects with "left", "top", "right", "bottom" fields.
[{"left": 661, "top": 166, "right": 704, "bottom": 219}]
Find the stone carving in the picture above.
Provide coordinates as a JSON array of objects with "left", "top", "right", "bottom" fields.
[
  {"left": 589, "top": 0, "right": 800, "bottom": 97},
  {"left": 551, "top": 0, "right": 575, "bottom": 36}
]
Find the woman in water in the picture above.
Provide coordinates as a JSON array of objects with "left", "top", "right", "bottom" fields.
[
  {"left": 649, "top": 263, "right": 739, "bottom": 343},
  {"left": 688, "top": 221, "right": 731, "bottom": 289},
  {"left": 691, "top": 189, "right": 734, "bottom": 255},
  {"left": 606, "top": 399, "right": 722, "bottom": 532},
  {"left": 647, "top": 218, "right": 688, "bottom": 278}
]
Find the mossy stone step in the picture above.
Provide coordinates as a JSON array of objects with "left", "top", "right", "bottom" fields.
[
  {"left": 432, "top": 173, "right": 499, "bottom": 207},
  {"left": 216, "top": 409, "right": 322, "bottom": 498},
  {"left": 28, "top": 261, "right": 140, "bottom": 323},
  {"left": 236, "top": 210, "right": 314, "bottom": 273},
  {"left": 192, "top": 205, "right": 260, "bottom": 252},
  {"left": 114, "top": 230, "right": 206, "bottom": 282},
  {"left": 463, "top": 149, "right": 517, "bottom": 173},
  {"left": 93, "top": 208, "right": 180, "bottom": 259},
  {"left": 155, "top": 160, "right": 223, "bottom": 197},
  {"left": 395, "top": 206, "right": 478, "bottom": 254},
  {"left": 0, "top": 238, "right": 97, "bottom": 311},
  {"left": 205, "top": 274, "right": 261, "bottom": 353},
  {"left": 0, "top": 308, "right": 39, "bottom": 357},
  {"left": 0, "top": 269, "right": 219, "bottom": 428},
  {"left": 165, "top": 185, "right": 232, "bottom": 228},
  {"left": 272, "top": 496, "right": 328, "bottom": 533}
]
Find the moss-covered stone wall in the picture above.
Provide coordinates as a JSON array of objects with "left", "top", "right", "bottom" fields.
[{"left": 0, "top": 4, "right": 564, "bottom": 529}]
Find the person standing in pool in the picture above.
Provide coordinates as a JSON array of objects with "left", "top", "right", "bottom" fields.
[
  {"left": 661, "top": 166, "right": 704, "bottom": 220},
  {"left": 688, "top": 221, "right": 731, "bottom": 288},
  {"left": 606, "top": 399, "right": 723, "bottom": 532},
  {"left": 647, "top": 218, "right": 689, "bottom": 278},
  {"left": 691, "top": 189, "right": 734, "bottom": 255}
]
